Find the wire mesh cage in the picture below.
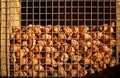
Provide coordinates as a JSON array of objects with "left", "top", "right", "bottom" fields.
[{"left": 0, "top": 0, "right": 120, "bottom": 77}]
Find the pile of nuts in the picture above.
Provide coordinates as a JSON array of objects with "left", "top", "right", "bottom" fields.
[{"left": 10, "top": 22, "right": 116, "bottom": 77}]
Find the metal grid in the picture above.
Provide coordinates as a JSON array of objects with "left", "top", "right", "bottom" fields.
[{"left": 0, "top": 0, "right": 118, "bottom": 77}]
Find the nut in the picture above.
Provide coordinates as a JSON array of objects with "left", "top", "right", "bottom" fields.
[
  {"left": 28, "top": 69, "right": 38, "bottom": 76},
  {"left": 10, "top": 44, "right": 20, "bottom": 52},
  {"left": 71, "top": 55, "right": 82, "bottom": 62},
  {"left": 47, "top": 66, "right": 54, "bottom": 73},
  {"left": 34, "top": 64, "right": 44, "bottom": 71},
  {"left": 28, "top": 58, "right": 38, "bottom": 65},
  {"left": 53, "top": 25, "right": 60, "bottom": 32},
  {"left": 61, "top": 53, "right": 69, "bottom": 62},
  {"left": 71, "top": 26, "right": 79, "bottom": 33},
  {"left": 22, "top": 65, "right": 29, "bottom": 71},
  {"left": 15, "top": 49, "right": 26, "bottom": 58},
  {"left": 20, "top": 58, "right": 28, "bottom": 65},
  {"left": 53, "top": 52, "right": 59, "bottom": 59},
  {"left": 20, "top": 71, "right": 27, "bottom": 76}
]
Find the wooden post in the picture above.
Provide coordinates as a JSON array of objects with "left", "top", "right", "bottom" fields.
[
  {"left": 0, "top": 0, "right": 20, "bottom": 76},
  {"left": 116, "top": 1, "right": 120, "bottom": 65}
]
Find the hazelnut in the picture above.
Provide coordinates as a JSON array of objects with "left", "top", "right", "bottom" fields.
[
  {"left": 78, "top": 40, "right": 84, "bottom": 45},
  {"left": 71, "top": 55, "right": 82, "bottom": 62},
  {"left": 59, "top": 33, "right": 66, "bottom": 39},
  {"left": 65, "top": 64, "right": 72, "bottom": 71},
  {"left": 37, "top": 40, "right": 46, "bottom": 46},
  {"left": 21, "top": 33, "right": 28, "bottom": 40},
  {"left": 27, "top": 51, "right": 33, "bottom": 57},
  {"left": 71, "top": 26, "right": 79, "bottom": 33},
  {"left": 34, "top": 64, "right": 44, "bottom": 71},
  {"left": 10, "top": 44, "right": 20, "bottom": 52},
  {"left": 61, "top": 53, "right": 69, "bottom": 62},
  {"left": 47, "top": 66, "right": 54, "bottom": 73},
  {"left": 53, "top": 25, "right": 60, "bottom": 32},
  {"left": 79, "top": 25, "right": 89, "bottom": 33},
  {"left": 102, "top": 45, "right": 110, "bottom": 52},
  {"left": 71, "top": 39, "right": 78, "bottom": 46},
  {"left": 9, "top": 33, "right": 14, "bottom": 39},
  {"left": 41, "top": 34, "right": 52, "bottom": 39},
  {"left": 22, "top": 65, "right": 29, "bottom": 71},
  {"left": 20, "top": 58, "right": 27, "bottom": 65},
  {"left": 72, "top": 63, "right": 81, "bottom": 70},
  {"left": 28, "top": 69, "right": 38, "bottom": 76},
  {"left": 20, "top": 71, "right": 27, "bottom": 76},
  {"left": 110, "top": 58, "right": 116, "bottom": 67},
  {"left": 15, "top": 49, "right": 26, "bottom": 58},
  {"left": 38, "top": 72, "right": 47, "bottom": 78},
  {"left": 110, "top": 40, "right": 116, "bottom": 46},
  {"left": 53, "top": 52, "right": 59, "bottom": 59},
  {"left": 28, "top": 58, "right": 38, "bottom": 65}
]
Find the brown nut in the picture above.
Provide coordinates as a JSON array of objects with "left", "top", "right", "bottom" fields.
[
  {"left": 53, "top": 52, "right": 59, "bottom": 59},
  {"left": 71, "top": 39, "right": 78, "bottom": 46},
  {"left": 85, "top": 41, "right": 91, "bottom": 47},
  {"left": 99, "top": 62, "right": 107, "bottom": 69},
  {"left": 15, "top": 49, "right": 26, "bottom": 58},
  {"left": 34, "top": 64, "right": 44, "bottom": 71},
  {"left": 27, "top": 51, "right": 33, "bottom": 57},
  {"left": 78, "top": 40, "right": 84, "bottom": 45},
  {"left": 13, "top": 27, "right": 21, "bottom": 33},
  {"left": 79, "top": 25, "right": 89, "bottom": 33},
  {"left": 41, "top": 25, "right": 51, "bottom": 33},
  {"left": 53, "top": 25, "right": 60, "bottom": 32},
  {"left": 92, "top": 45, "right": 99, "bottom": 52},
  {"left": 110, "top": 58, "right": 116, "bottom": 67},
  {"left": 41, "top": 34, "right": 52, "bottom": 39},
  {"left": 72, "top": 63, "right": 81, "bottom": 70},
  {"left": 102, "top": 45, "right": 110, "bottom": 52},
  {"left": 110, "top": 40, "right": 116, "bottom": 46},
  {"left": 103, "top": 34, "right": 110, "bottom": 40},
  {"left": 38, "top": 72, "right": 47, "bottom": 78},
  {"left": 28, "top": 69, "right": 38, "bottom": 76},
  {"left": 15, "top": 33, "right": 20, "bottom": 39},
  {"left": 84, "top": 33, "right": 91, "bottom": 40},
  {"left": 12, "top": 63, "right": 20, "bottom": 71},
  {"left": 47, "top": 66, "right": 54, "bottom": 73},
  {"left": 10, "top": 44, "right": 20, "bottom": 52},
  {"left": 9, "top": 33, "right": 14, "bottom": 39},
  {"left": 34, "top": 53, "right": 42, "bottom": 60},
  {"left": 84, "top": 58, "right": 91, "bottom": 65},
  {"left": 28, "top": 58, "right": 38, "bottom": 65},
  {"left": 65, "top": 64, "right": 72, "bottom": 71},
  {"left": 34, "top": 45, "right": 43, "bottom": 52},
  {"left": 58, "top": 66, "right": 67, "bottom": 77},
  {"left": 67, "top": 46, "right": 75, "bottom": 52},
  {"left": 71, "top": 69, "right": 78, "bottom": 77},
  {"left": 92, "top": 52, "right": 104, "bottom": 62},
  {"left": 20, "top": 71, "right": 27, "bottom": 76},
  {"left": 21, "top": 33, "right": 28, "bottom": 40},
  {"left": 63, "top": 26, "right": 72, "bottom": 33},
  {"left": 71, "top": 55, "right": 82, "bottom": 62},
  {"left": 79, "top": 68, "right": 88, "bottom": 77},
  {"left": 13, "top": 71, "right": 19, "bottom": 76},
  {"left": 37, "top": 40, "right": 46, "bottom": 46},
  {"left": 103, "top": 56, "right": 110, "bottom": 64},
  {"left": 59, "top": 33, "right": 66, "bottom": 39},
  {"left": 22, "top": 65, "right": 30, "bottom": 71},
  {"left": 68, "top": 52, "right": 75, "bottom": 57},
  {"left": 33, "top": 26, "right": 41, "bottom": 34},
  {"left": 20, "top": 58, "right": 28, "bottom": 65},
  {"left": 92, "top": 63, "right": 99, "bottom": 69},
  {"left": 21, "top": 41, "right": 27, "bottom": 46},
  {"left": 46, "top": 39, "right": 53, "bottom": 46},
  {"left": 61, "top": 53, "right": 69, "bottom": 62},
  {"left": 71, "top": 26, "right": 79, "bottom": 33}
]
